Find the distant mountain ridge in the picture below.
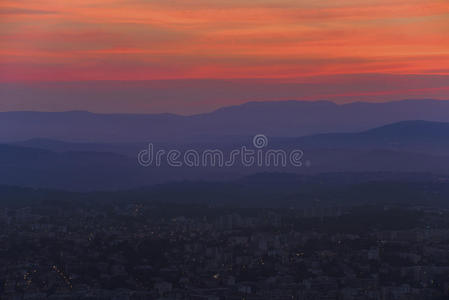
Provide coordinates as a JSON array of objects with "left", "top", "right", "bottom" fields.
[
  {"left": 1, "top": 99, "right": 449, "bottom": 142},
  {"left": 364, "top": 120, "right": 449, "bottom": 138},
  {"left": 288, "top": 120, "right": 449, "bottom": 155},
  {"left": 2, "top": 120, "right": 449, "bottom": 190}
]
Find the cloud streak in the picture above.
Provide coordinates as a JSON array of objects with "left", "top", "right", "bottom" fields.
[
  {"left": 0, "top": 0, "right": 448, "bottom": 112},
  {"left": 0, "top": 7, "right": 56, "bottom": 15}
]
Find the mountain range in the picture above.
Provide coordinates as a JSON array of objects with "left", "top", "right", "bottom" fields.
[
  {"left": 1, "top": 99, "right": 449, "bottom": 143},
  {"left": 289, "top": 120, "right": 449, "bottom": 155},
  {"left": 1, "top": 117, "right": 449, "bottom": 190}
]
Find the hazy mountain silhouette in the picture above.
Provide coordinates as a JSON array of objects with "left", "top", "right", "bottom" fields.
[
  {"left": 2, "top": 119, "right": 449, "bottom": 190},
  {"left": 14, "top": 138, "right": 145, "bottom": 156},
  {"left": 289, "top": 120, "right": 449, "bottom": 155},
  {"left": 1, "top": 99, "right": 449, "bottom": 143},
  {"left": 15, "top": 120, "right": 449, "bottom": 157}
]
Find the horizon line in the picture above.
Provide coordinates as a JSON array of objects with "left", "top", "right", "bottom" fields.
[{"left": 0, "top": 98, "right": 447, "bottom": 117}]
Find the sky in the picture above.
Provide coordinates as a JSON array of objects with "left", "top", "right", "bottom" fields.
[{"left": 1, "top": 0, "right": 448, "bottom": 113}]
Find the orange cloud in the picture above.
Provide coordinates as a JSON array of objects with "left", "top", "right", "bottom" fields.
[{"left": 1, "top": 0, "right": 448, "bottom": 81}]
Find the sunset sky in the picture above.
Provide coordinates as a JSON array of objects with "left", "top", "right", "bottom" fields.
[{"left": 1, "top": 0, "right": 448, "bottom": 113}]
